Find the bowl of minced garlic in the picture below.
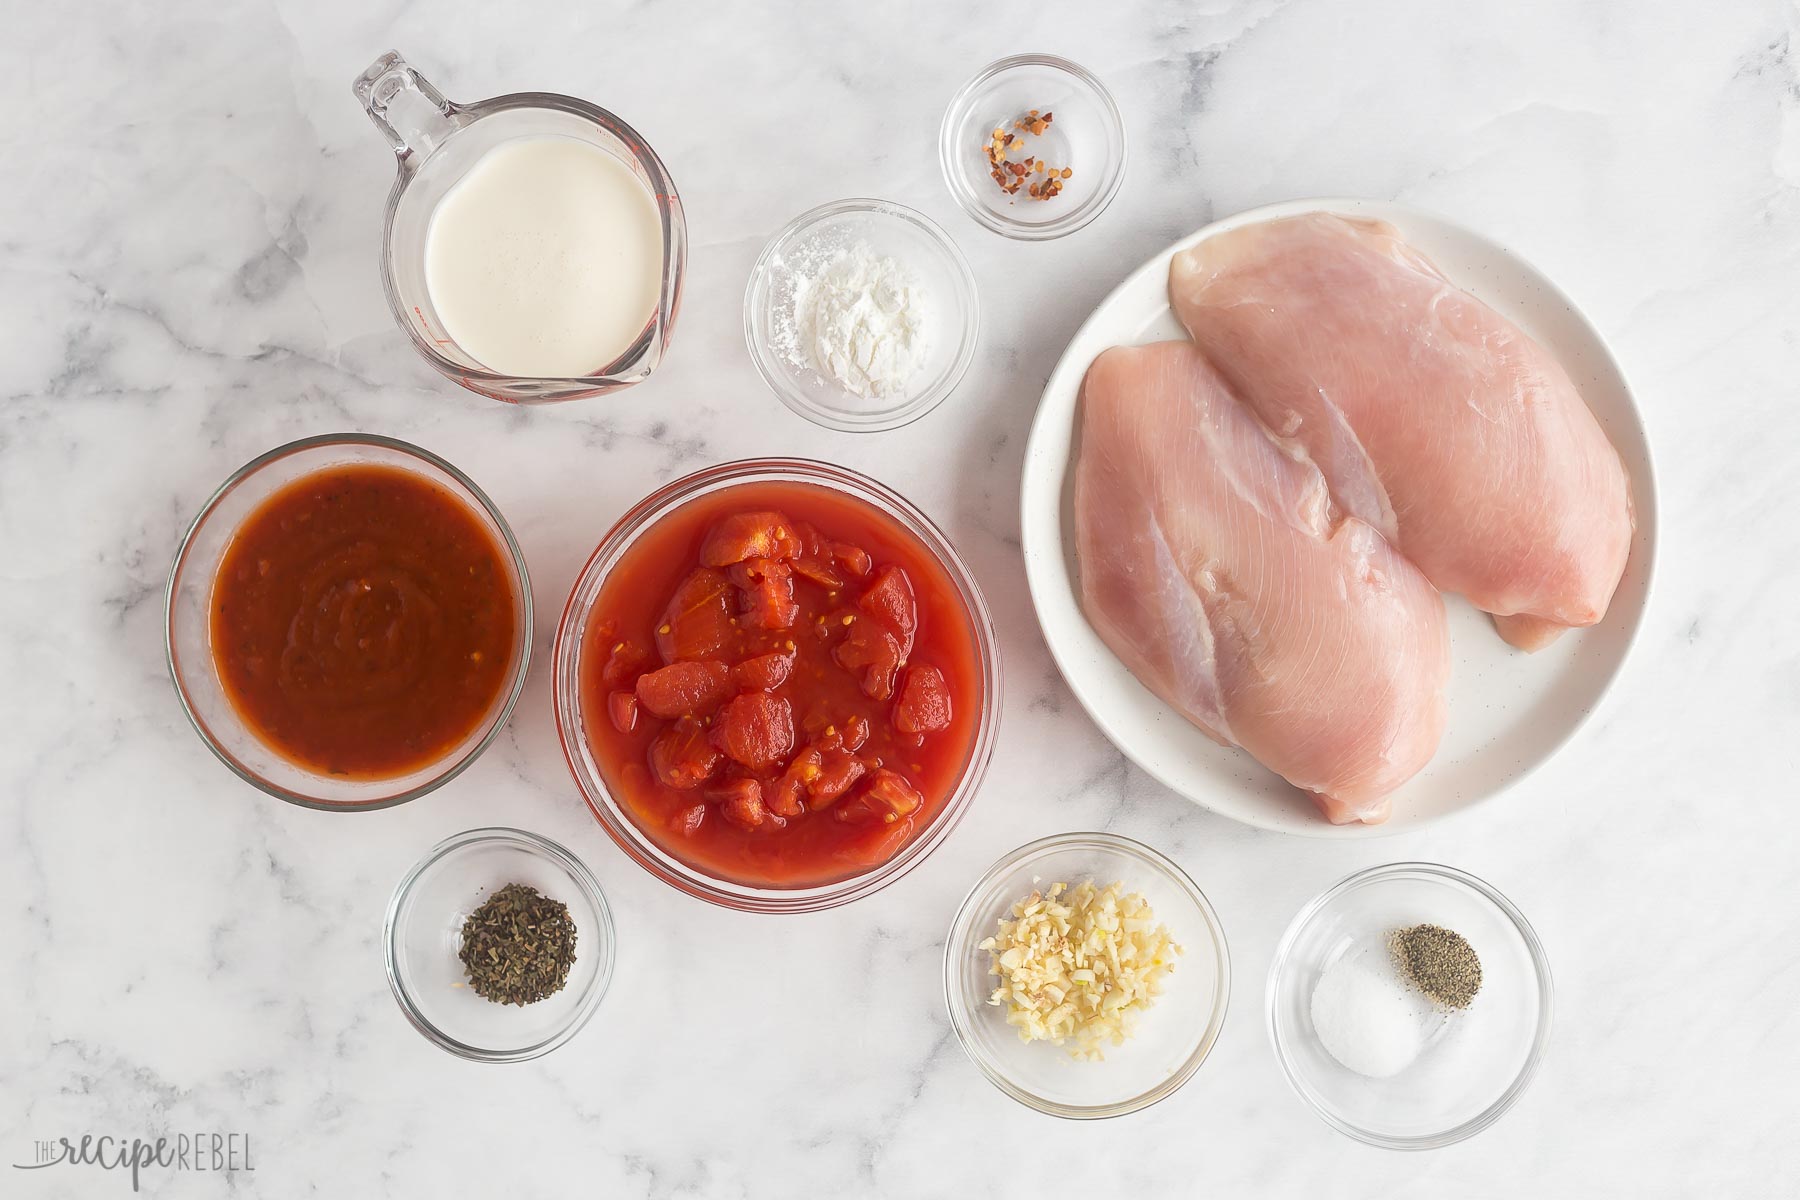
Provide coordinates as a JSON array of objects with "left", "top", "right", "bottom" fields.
[
  {"left": 945, "top": 832, "right": 1230, "bottom": 1116},
  {"left": 979, "top": 879, "right": 1182, "bottom": 1059}
]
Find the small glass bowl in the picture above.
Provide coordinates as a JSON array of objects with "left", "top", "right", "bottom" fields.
[
  {"left": 1266, "top": 862, "right": 1553, "bottom": 1149},
  {"left": 165, "top": 434, "right": 532, "bottom": 810},
  {"left": 553, "top": 458, "right": 1001, "bottom": 913},
  {"left": 743, "top": 198, "right": 979, "bottom": 432},
  {"left": 939, "top": 54, "right": 1127, "bottom": 241},
  {"left": 385, "top": 828, "right": 615, "bottom": 1062},
  {"left": 943, "top": 832, "right": 1230, "bottom": 1118}
]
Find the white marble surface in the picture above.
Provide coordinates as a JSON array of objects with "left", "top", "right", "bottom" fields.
[{"left": 3, "top": 0, "right": 1797, "bottom": 1195}]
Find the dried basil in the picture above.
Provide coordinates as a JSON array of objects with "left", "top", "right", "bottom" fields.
[{"left": 458, "top": 882, "right": 577, "bottom": 1006}]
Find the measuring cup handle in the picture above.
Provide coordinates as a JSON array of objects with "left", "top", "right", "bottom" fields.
[{"left": 354, "top": 51, "right": 459, "bottom": 165}]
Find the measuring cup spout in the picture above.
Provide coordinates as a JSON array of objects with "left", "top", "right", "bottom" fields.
[{"left": 354, "top": 51, "right": 461, "bottom": 166}]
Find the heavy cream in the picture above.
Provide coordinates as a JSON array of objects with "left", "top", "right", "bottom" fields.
[{"left": 424, "top": 136, "right": 663, "bottom": 378}]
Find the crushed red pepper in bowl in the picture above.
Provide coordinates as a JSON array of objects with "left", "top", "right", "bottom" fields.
[
  {"left": 558, "top": 464, "right": 997, "bottom": 907},
  {"left": 984, "top": 109, "right": 1073, "bottom": 200}
]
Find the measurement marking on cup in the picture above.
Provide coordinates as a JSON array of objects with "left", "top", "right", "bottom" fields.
[{"left": 413, "top": 306, "right": 453, "bottom": 345}]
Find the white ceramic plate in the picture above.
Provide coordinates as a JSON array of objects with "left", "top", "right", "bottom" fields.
[{"left": 1019, "top": 198, "right": 1658, "bottom": 836}]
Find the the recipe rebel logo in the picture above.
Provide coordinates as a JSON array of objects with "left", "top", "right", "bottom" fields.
[{"left": 12, "top": 1130, "right": 255, "bottom": 1192}]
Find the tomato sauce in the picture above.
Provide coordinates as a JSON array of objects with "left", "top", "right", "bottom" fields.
[
  {"left": 579, "top": 481, "right": 982, "bottom": 887},
  {"left": 210, "top": 463, "right": 517, "bottom": 778}
]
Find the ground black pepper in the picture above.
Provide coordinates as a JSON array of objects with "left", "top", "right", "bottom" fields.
[{"left": 1389, "top": 923, "right": 1482, "bottom": 1009}]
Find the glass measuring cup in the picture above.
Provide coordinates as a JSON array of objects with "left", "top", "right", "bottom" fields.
[{"left": 354, "top": 51, "right": 686, "bottom": 403}]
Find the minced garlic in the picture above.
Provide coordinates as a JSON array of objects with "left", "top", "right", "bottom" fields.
[{"left": 978, "top": 879, "right": 1181, "bottom": 1060}]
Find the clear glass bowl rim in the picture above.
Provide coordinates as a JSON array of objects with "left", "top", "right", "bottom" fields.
[
  {"left": 383, "top": 826, "right": 616, "bottom": 1063},
  {"left": 941, "top": 830, "right": 1232, "bottom": 1119},
  {"left": 1263, "top": 860, "right": 1556, "bottom": 1150},
  {"left": 163, "top": 432, "right": 534, "bottom": 811},
  {"left": 552, "top": 457, "right": 1002, "bottom": 913},
  {"left": 741, "top": 196, "right": 980, "bottom": 433},
  {"left": 936, "top": 53, "right": 1129, "bottom": 241}
]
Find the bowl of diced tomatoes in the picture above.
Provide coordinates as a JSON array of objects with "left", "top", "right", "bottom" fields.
[{"left": 554, "top": 459, "right": 1001, "bottom": 912}]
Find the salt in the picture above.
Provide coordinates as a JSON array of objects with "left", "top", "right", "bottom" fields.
[{"left": 1309, "top": 947, "right": 1440, "bottom": 1078}]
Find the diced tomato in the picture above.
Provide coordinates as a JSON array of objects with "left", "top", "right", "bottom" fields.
[
  {"left": 812, "top": 606, "right": 850, "bottom": 642},
  {"left": 732, "top": 650, "right": 795, "bottom": 691},
  {"left": 601, "top": 639, "right": 651, "bottom": 690},
  {"left": 655, "top": 568, "right": 734, "bottom": 663},
  {"left": 607, "top": 690, "right": 640, "bottom": 734},
  {"left": 831, "top": 541, "right": 873, "bottom": 578},
  {"left": 805, "top": 748, "right": 867, "bottom": 809},
  {"left": 767, "top": 779, "right": 804, "bottom": 819},
  {"left": 791, "top": 553, "right": 844, "bottom": 590},
  {"left": 857, "top": 566, "right": 917, "bottom": 657},
  {"left": 635, "top": 660, "right": 734, "bottom": 719},
  {"left": 782, "top": 521, "right": 841, "bottom": 589},
  {"left": 893, "top": 664, "right": 952, "bottom": 737},
  {"left": 862, "top": 768, "right": 923, "bottom": 818},
  {"left": 816, "top": 714, "right": 874, "bottom": 752},
  {"left": 832, "top": 795, "right": 877, "bottom": 824},
  {"left": 729, "top": 558, "right": 799, "bottom": 630},
  {"left": 832, "top": 619, "right": 903, "bottom": 699},
  {"left": 769, "top": 747, "right": 820, "bottom": 817},
  {"left": 672, "top": 803, "right": 707, "bottom": 837},
  {"left": 726, "top": 559, "right": 774, "bottom": 589},
  {"left": 841, "top": 714, "right": 871, "bottom": 751},
  {"left": 711, "top": 777, "right": 769, "bottom": 830},
  {"left": 795, "top": 707, "right": 833, "bottom": 744},
  {"left": 649, "top": 718, "right": 722, "bottom": 790},
  {"left": 700, "top": 511, "right": 802, "bottom": 567},
  {"left": 710, "top": 691, "right": 796, "bottom": 772}
]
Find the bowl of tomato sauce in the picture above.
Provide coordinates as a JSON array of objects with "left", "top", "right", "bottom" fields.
[
  {"left": 166, "top": 434, "right": 532, "bottom": 809},
  {"left": 554, "top": 459, "right": 1000, "bottom": 912}
]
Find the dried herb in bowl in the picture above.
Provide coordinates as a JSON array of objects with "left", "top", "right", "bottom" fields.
[{"left": 458, "top": 882, "right": 577, "bottom": 1005}]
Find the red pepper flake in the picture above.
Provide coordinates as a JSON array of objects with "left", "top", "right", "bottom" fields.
[{"left": 981, "top": 107, "right": 1071, "bottom": 201}]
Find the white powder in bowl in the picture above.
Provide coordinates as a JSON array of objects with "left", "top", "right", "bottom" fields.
[
  {"left": 774, "top": 240, "right": 930, "bottom": 399},
  {"left": 1309, "top": 948, "right": 1439, "bottom": 1078}
]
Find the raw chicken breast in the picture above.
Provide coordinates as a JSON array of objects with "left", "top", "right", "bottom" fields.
[
  {"left": 1169, "top": 213, "right": 1632, "bottom": 650},
  {"left": 1075, "top": 341, "right": 1450, "bottom": 823}
]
